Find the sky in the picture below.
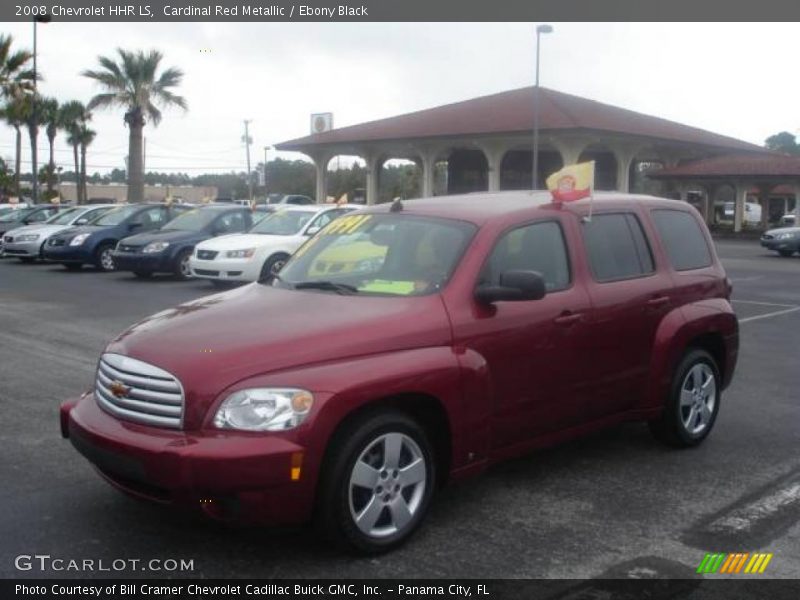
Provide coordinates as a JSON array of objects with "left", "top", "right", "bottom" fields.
[{"left": 1, "top": 22, "right": 798, "bottom": 175}]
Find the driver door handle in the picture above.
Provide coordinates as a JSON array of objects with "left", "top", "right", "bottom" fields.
[
  {"left": 646, "top": 296, "right": 670, "bottom": 307},
  {"left": 554, "top": 311, "right": 582, "bottom": 326}
]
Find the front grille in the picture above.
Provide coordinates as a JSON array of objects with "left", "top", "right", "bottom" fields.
[
  {"left": 196, "top": 249, "right": 218, "bottom": 260},
  {"left": 95, "top": 353, "right": 184, "bottom": 429},
  {"left": 117, "top": 244, "right": 141, "bottom": 253},
  {"left": 4, "top": 248, "right": 27, "bottom": 255},
  {"left": 48, "top": 238, "right": 66, "bottom": 247},
  {"left": 194, "top": 268, "right": 220, "bottom": 276}
]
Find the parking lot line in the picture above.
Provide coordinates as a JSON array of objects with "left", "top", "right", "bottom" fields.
[
  {"left": 732, "top": 299, "right": 797, "bottom": 308},
  {"left": 738, "top": 306, "right": 800, "bottom": 324}
]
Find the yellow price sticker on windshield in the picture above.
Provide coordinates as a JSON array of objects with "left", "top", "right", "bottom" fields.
[{"left": 325, "top": 214, "right": 372, "bottom": 235}]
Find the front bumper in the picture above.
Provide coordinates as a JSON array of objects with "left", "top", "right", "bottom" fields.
[
  {"left": 43, "top": 244, "right": 91, "bottom": 263},
  {"left": 760, "top": 237, "right": 798, "bottom": 251},
  {"left": 189, "top": 256, "right": 260, "bottom": 282},
  {"left": 112, "top": 251, "right": 172, "bottom": 273},
  {"left": 61, "top": 393, "right": 313, "bottom": 524},
  {"left": 3, "top": 239, "right": 42, "bottom": 257}
]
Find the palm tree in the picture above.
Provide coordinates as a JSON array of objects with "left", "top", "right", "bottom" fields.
[
  {"left": 1, "top": 97, "right": 26, "bottom": 195},
  {"left": 41, "top": 97, "right": 59, "bottom": 194},
  {"left": 77, "top": 126, "right": 96, "bottom": 203},
  {"left": 82, "top": 48, "right": 187, "bottom": 203},
  {"left": 59, "top": 100, "right": 90, "bottom": 203},
  {"left": 0, "top": 34, "right": 34, "bottom": 100},
  {"left": 20, "top": 94, "right": 47, "bottom": 198}
]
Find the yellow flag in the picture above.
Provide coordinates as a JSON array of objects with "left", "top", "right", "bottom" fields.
[{"left": 546, "top": 161, "right": 595, "bottom": 202}]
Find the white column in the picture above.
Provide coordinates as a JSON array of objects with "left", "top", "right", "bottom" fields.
[
  {"left": 314, "top": 161, "right": 327, "bottom": 204},
  {"left": 734, "top": 182, "right": 747, "bottom": 232},
  {"left": 477, "top": 142, "right": 508, "bottom": 192},
  {"left": 365, "top": 155, "right": 381, "bottom": 205},
  {"left": 552, "top": 137, "right": 589, "bottom": 169},
  {"left": 419, "top": 150, "right": 438, "bottom": 198},
  {"left": 615, "top": 154, "right": 635, "bottom": 193}
]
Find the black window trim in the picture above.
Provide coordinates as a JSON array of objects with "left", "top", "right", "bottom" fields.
[
  {"left": 581, "top": 210, "right": 658, "bottom": 284},
  {"left": 476, "top": 216, "right": 574, "bottom": 294}
]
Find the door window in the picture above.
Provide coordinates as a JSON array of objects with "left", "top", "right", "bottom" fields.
[
  {"left": 481, "top": 220, "right": 571, "bottom": 291},
  {"left": 651, "top": 209, "right": 712, "bottom": 271},
  {"left": 582, "top": 213, "right": 654, "bottom": 282},
  {"left": 136, "top": 207, "right": 167, "bottom": 229},
  {"left": 215, "top": 211, "right": 248, "bottom": 234}
]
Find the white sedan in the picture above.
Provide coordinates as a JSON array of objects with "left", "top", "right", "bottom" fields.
[{"left": 189, "top": 203, "right": 361, "bottom": 284}]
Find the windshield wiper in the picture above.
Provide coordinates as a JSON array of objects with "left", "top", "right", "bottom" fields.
[{"left": 293, "top": 280, "right": 359, "bottom": 295}]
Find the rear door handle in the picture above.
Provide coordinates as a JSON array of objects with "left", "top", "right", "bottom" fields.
[
  {"left": 647, "top": 296, "right": 670, "bottom": 307},
  {"left": 554, "top": 312, "right": 582, "bottom": 325}
]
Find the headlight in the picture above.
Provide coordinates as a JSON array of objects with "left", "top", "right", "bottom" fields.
[
  {"left": 225, "top": 248, "right": 256, "bottom": 258},
  {"left": 213, "top": 388, "right": 314, "bottom": 431},
  {"left": 143, "top": 241, "right": 170, "bottom": 253},
  {"left": 69, "top": 233, "right": 90, "bottom": 246},
  {"left": 776, "top": 232, "right": 796, "bottom": 240},
  {"left": 17, "top": 234, "right": 40, "bottom": 242}
]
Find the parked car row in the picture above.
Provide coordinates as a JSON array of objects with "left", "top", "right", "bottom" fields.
[{"left": 1, "top": 201, "right": 364, "bottom": 286}]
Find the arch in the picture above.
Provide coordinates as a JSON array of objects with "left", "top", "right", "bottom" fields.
[
  {"left": 446, "top": 148, "right": 489, "bottom": 194},
  {"left": 499, "top": 144, "right": 563, "bottom": 191},
  {"left": 578, "top": 146, "right": 619, "bottom": 191},
  {"left": 324, "top": 154, "right": 367, "bottom": 203},
  {"left": 379, "top": 158, "right": 421, "bottom": 203}
]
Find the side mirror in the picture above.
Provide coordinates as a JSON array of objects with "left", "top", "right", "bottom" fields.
[
  {"left": 305, "top": 225, "right": 321, "bottom": 236},
  {"left": 75, "top": 218, "right": 88, "bottom": 226},
  {"left": 474, "top": 270, "right": 547, "bottom": 304}
]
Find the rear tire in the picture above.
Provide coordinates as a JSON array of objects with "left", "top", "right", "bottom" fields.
[
  {"left": 317, "top": 410, "right": 436, "bottom": 554},
  {"left": 649, "top": 348, "right": 721, "bottom": 448},
  {"left": 94, "top": 243, "right": 116, "bottom": 272},
  {"left": 173, "top": 249, "right": 193, "bottom": 280}
]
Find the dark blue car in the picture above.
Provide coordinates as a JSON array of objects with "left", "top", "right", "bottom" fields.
[
  {"left": 42, "top": 203, "right": 189, "bottom": 271},
  {"left": 112, "top": 205, "right": 254, "bottom": 279}
]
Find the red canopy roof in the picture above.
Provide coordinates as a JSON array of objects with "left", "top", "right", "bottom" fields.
[
  {"left": 277, "top": 86, "right": 763, "bottom": 152},
  {"left": 652, "top": 153, "right": 800, "bottom": 179}
]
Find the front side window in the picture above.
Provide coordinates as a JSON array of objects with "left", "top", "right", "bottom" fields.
[
  {"left": 582, "top": 213, "right": 654, "bottom": 282},
  {"left": 651, "top": 209, "right": 712, "bottom": 271},
  {"left": 163, "top": 208, "right": 219, "bottom": 231},
  {"left": 275, "top": 214, "right": 476, "bottom": 296},
  {"left": 215, "top": 210, "right": 248, "bottom": 234},
  {"left": 480, "top": 220, "right": 571, "bottom": 291},
  {"left": 47, "top": 207, "right": 81, "bottom": 225}
]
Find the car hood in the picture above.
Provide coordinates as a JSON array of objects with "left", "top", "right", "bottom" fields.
[
  {"left": 6, "top": 223, "right": 72, "bottom": 239},
  {"left": 105, "top": 284, "right": 451, "bottom": 429},
  {"left": 195, "top": 233, "right": 296, "bottom": 251},
  {"left": 121, "top": 228, "right": 209, "bottom": 246},
  {"left": 51, "top": 225, "right": 108, "bottom": 240},
  {"left": 765, "top": 227, "right": 800, "bottom": 235}
]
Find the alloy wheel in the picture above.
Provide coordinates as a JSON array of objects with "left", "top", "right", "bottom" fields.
[
  {"left": 348, "top": 432, "right": 427, "bottom": 539},
  {"left": 679, "top": 363, "right": 716, "bottom": 435},
  {"left": 101, "top": 248, "right": 115, "bottom": 271}
]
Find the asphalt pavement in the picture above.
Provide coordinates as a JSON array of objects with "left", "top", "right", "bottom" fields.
[{"left": 0, "top": 240, "right": 798, "bottom": 581}]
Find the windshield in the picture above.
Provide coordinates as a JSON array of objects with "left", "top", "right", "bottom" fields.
[
  {"left": 46, "top": 208, "right": 81, "bottom": 225},
  {"left": 274, "top": 213, "right": 476, "bottom": 296},
  {"left": 250, "top": 209, "right": 315, "bottom": 235},
  {"left": 0, "top": 207, "right": 16, "bottom": 218},
  {"left": 163, "top": 208, "right": 218, "bottom": 231},
  {"left": 92, "top": 205, "right": 140, "bottom": 226},
  {"left": 0, "top": 207, "right": 34, "bottom": 223}
]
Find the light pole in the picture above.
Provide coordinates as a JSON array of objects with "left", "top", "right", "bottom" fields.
[
  {"left": 32, "top": 13, "right": 51, "bottom": 203},
  {"left": 263, "top": 145, "right": 270, "bottom": 193},
  {"left": 532, "top": 23, "right": 553, "bottom": 190},
  {"left": 242, "top": 120, "right": 253, "bottom": 201},
  {"left": 56, "top": 166, "right": 62, "bottom": 200}
]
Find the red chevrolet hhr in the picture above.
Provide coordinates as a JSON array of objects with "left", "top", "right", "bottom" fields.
[{"left": 61, "top": 192, "right": 738, "bottom": 553}]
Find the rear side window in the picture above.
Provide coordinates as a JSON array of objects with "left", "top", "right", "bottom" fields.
[
  {"left": 582, "top": 213, "right": 654, "bottom": 282},
  {"left": 651, "top": 209, "right": 712, "bottom": 271},
  {"left": 482, "top": 220, "right": 571, "bottom": 291}
]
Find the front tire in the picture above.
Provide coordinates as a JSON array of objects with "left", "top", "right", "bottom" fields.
[
  {"left": 173, "top": 249, "right": 193, "bottom": 280},
  {"left": 317, "top": 410, "right": 436, "bottom": 554},
  {"left": 649, "top": 348, "right": 721, "bottom": 447},
  {"left": 259, "top": 253, "right": 290, "bottom": 281},
  {"left": 94, "top": 243, "right": 116, "bottom": 272}
]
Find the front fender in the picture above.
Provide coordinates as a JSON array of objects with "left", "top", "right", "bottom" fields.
[
  {"left": 645, "top": 299, "right": 738, "bottom": 410},
  {"left": 209, "top": 346, "right": 478, "bottom": 491}
]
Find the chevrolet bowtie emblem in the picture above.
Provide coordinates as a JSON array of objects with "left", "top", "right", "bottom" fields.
[{"left": 109, "top": 380, "right": 130, "bottom": 398}]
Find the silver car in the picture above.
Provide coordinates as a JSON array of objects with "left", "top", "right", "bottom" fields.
[{"left": 3, "top": 204, "right": 115, "bottom": 261}]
